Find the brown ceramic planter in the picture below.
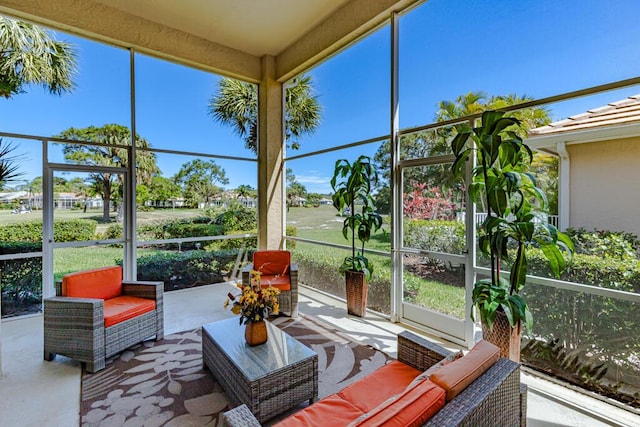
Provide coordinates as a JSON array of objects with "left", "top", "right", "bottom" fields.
[
  {"left": 345, "top": 270, "right": 368, "bottom": 317},
  {"left": 481, "top": 310, "right": 522, "bottom": 362}
]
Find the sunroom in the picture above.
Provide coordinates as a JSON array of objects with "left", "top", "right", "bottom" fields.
[{"left": 0, "top": 0, "right": 638, "bottom": 425}]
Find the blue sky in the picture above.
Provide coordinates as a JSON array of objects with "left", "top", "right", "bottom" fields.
[{"left": 2, "top": 0, "right": 640, "bottom": 194}]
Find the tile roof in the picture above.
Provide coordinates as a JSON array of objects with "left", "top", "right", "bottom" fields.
[{"left": 528, "top": 94, "right": 640, "bottom": 136}]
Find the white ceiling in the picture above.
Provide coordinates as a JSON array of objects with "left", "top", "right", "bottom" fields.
[{"left": 95, "top": 0, "right": 351, "bottom": 57}]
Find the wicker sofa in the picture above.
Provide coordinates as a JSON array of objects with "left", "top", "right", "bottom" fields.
[
  {"left": 223, "top": 331, "right": 526, "bottom": 426},
  {"left": 43, "top": 266, "right": 164, "bottom": 373}
]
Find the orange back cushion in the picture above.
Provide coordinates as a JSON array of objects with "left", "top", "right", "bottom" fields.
[
  {"left": 338, "top": 360, "right": 420, "bottom": 413},
  {"left": 62, "top": 266, "right": 123, "bottom": 300},
  {"left": 253, "top": 250, "right": 290, "bottom": 275},
  {"left": 429, "top": 340, "right": 500, "bottom": 401},
  {"left": 348, "top": 379, "right": 445, "bottom": 427}
]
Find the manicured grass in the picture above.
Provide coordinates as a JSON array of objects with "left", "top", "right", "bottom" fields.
[
  {"left": 291, "top": 240, "right": 465, "bottom": 318},
  {"left": 0, "top": 207, "right": 208, "bottom": 234},
  {"left": 6, "top": 204, "right": 462, "bottom": 319},
  {"left": 287, "top": 205, "right": 390, "bottom": 252},
  {"left": 53, "top": 246, "right": 161, "bottom": 282},
  {"left": 412, "top": 279, "right": 465, "bottom": 319}
]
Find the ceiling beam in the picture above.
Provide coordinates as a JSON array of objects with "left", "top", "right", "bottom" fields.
[
  {"left": 0, "top": 0, "right": 262, "bottom": 82},
  {"left": 275, "top": 0, "right": 423, "bottom": 81}
]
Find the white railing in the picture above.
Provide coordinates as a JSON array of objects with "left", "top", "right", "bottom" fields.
[{"left": 474, "top": 212, "right": 559, "bottom": 228}]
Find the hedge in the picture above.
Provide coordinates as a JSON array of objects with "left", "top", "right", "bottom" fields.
[
  {"left": 0, "top": 242, "right": 43, "bottom": 317},
  {"left": 124, "top": 249, "right": 241, "bottom": 291},
  {"left": 520, "top": 249, "right": 640, "bottom": 401},
  {"left": 403, "top": 219, "right": 465, "bottom": 254},
  {"left": 290, "top": 244, "right": 391, "bottom": 314},
  {"left": 0, "top": 219, "right": 97, "bottom": 243}
]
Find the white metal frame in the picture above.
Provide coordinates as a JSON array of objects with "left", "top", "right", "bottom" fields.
[{"left": 43, "top": 162, "right": 128, "bottom": 297}]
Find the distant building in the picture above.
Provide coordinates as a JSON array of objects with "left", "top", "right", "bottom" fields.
[{"left": 527, "top": 94, "right": 640, "bottom": 238}]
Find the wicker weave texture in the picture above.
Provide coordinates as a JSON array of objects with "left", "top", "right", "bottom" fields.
[
  {"left": 44, "top": 279, "right": 164, "bottom": 373},
  {"left": 222, "top": 331, "right": 527, "bottom": 427},
  {"left": 222, "top": 404, "right": 261, "bottom": 427},
  {"left": 425, "top": 358, "right": 521, "bottom": 426},
  {"left": 241, "top": 262, "right": 299, "bottom": 317},
  {"left": 203, "top": 323, "right": 317, "bottom": 423},
  {"left": 398, "top": 331, "right": 454, "bottom": 371}
]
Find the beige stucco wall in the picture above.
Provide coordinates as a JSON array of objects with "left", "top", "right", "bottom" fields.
[{"left": 568, "top": 137, "right": 640, "bottom": 238}]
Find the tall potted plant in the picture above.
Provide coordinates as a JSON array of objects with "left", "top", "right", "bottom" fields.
[
  {"left": 331, "top": 155, "right": 382, "bottom": 317},
  {"left": 451, "top": 110, "right": 573, "bottom": 361}
]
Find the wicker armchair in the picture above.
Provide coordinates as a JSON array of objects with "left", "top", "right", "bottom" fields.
[
  {"left": 241, "top": 250, "right": 298, "bottom": 317},
  {"left": 43, "top": 266, "right": 164, "bottom": 373}
]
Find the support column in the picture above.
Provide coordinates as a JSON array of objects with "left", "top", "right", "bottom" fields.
[
  {"left": 557, "top": 141, "right": 570, "bottom": 231},
  {"left": 257, "top": 55, "right": 284, "bottom": 249}
]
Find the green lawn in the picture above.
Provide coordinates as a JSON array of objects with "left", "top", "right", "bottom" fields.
[
  {"left": 4, "top": 204, "right": 463, "bottom": 318},
  {"left": 53, "top": 246, "right": 162, "bottom": 282},
  {"left": 0, "top": 207, "right": 208, "bottom": 234},
  {"left": 287, "top": 204, "right": 390, "bottom": 252},
  {"left": 287, "top": 208, "right": 464, "bottom": 318}
]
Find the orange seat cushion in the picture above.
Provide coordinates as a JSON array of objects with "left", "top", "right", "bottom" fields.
[
  {"left": 274, "top": 394, "right": 364, "bottom": 427},
  {"left": 430, "top": 340, "right": 500, "bottom": 402},
  {"left": 338, "top": 360, "right": 421, "bottom": 413},
  {"left": 253, "top": 250, "right": 290, "bottom": 275},
  {"left": 260, "top": 274, "right": 291, "bottom": 291},
  {"left": 62, "top": 266, "right": 123, "bottom": 300},
  {"left": 348, "top": 379, "right": 446, "bottom": 427},
  {"left": 103, "top": 296, "right": 156, "bottom": 327}
]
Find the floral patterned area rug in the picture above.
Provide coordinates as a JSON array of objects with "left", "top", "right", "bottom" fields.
[{"left": 80, "top": 314, "right": 392, "bottom": 426}]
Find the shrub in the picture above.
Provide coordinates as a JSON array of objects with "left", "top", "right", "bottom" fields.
[
  {"left": 0, "top": 221, "right": 42, "bottom": 242},
  {"left": 286, "top": 225, "right": 297, "bottom": 249},
  {"left": 291, "top": 245, "right": 391, "bottom": 314},
  {"left": 403, "top": 219, "right": 465, "bottom": 254},
  {"left": 209, "top": 200, "right": 257, "bottom": 233},
  {"left": 126, "top": 249, "right": 241, "bottom": 291},
  {"left": 103, "top": 224, "right": 123, "bottom": 240},
  {"left": 0, "top": 241, "right": 42, "bottom": 254},
  {"left": 523, "top": 248, "right": 640, "bottom": 402},
  {"left": 0, "top": 219, "right": 97, "bottom": 243},
  {"left": 0, "top": 242, "right": 43, "bottom": 317},
  {"left": 208, "top": 234, "right": 257, "bottom": 251},
  {"left": 54, "top": 219, "right": 97, "bottom": 242},
  {"left": 162, "top": 222, "right": 225, "bottom": 250},
  {"left": 566, "top": 227, "right": 640, "bottom": 260}
]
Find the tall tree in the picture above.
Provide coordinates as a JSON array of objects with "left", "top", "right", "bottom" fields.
[
  {"left": 173, "top": 159, "right": 229, "bottom": 208},
  {"left": 58, "top": 124, "right": 159, "bottom": 221},
  {"left": 373, "top": 92, "right": 553, "bottom": 211},
  {"left": 0, "top": 16, "right": 76, "bottom": 98},
  {"left": 208, "top": 74, "right": 321, "bottom": 153},
  {"left": 148, "top": 175, "right": 181, "bottom": 206},
  {"left": 235, "top": 184, "right": 256, "bottom": 199}
]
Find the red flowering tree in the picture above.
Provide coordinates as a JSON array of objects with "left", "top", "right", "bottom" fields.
[{"left": 403, "top": 183, "right": 457, "bottom": 220}]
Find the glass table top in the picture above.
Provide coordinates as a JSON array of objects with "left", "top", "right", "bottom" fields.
[{"left": 203, "top": 317, "right": 317, "bottom": 382}]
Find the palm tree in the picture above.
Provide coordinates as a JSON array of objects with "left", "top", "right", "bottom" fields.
[
  {"left": 208, "top": 74, "right": 321, "bottom": 154},
  {"left": 0, "top": 138, "right": 22, "bottom": 189},
  {"left": 0, "top": 16, "right": 77, "bottom": 98}
]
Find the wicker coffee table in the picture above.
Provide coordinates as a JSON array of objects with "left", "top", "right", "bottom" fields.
[{"left": 202, "top": 317, "right": 318, "bottom": 422}]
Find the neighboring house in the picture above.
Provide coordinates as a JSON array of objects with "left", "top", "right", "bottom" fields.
[
  {"left": 527, "top": 94, "right": 640, "bottom": 238},
  {"left": 0, "top": 191, "right": 28, "bottom": 205}
]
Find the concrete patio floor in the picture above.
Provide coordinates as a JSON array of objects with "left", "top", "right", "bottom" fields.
[{"left": 0, "top": 282, "right": 637, "bottom": 426}]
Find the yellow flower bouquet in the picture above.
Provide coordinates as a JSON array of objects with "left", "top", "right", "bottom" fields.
[{"left": 225, "top": 270, "right": 280, "bottom": 324}]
